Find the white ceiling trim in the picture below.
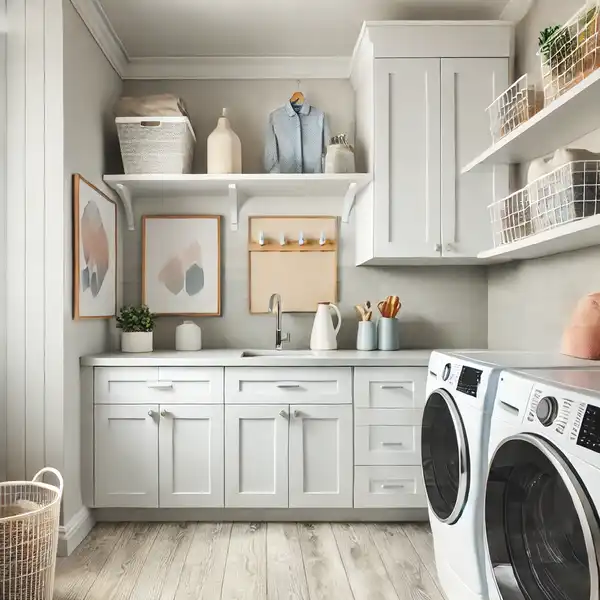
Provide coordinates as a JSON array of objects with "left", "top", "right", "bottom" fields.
[
  {"left": 70, "top": 0, "right": 351, "bottom": 80},
  {"left": 500, "top": 0, "right": 535, "bottom": 22},
  {"left": 70, "top": 0, "right": 128, "bottom": 76},
  {"left": 124, "top": 56, "right": 352, "bottom": 80}
]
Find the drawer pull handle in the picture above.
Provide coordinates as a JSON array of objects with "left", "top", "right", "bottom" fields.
[
  {"left": 279, "top": 410, "right": 289, "bottom": 420},
  {"left": 160, "top": 409, "right": 170, "bottom": 418},
  {"left": 148, "top": 410, "right": 156, "bottom": 418},
  {"left": 381, "top": 442, "right": 404, "bottom": 447},
  {"left": 381, "top": 483, "right": 405, "bottom": 490},
  {"left": 380, "top": 385, "right": 406, "bottom": 390},
  {"left": 147, "top": 381, "right": 174, "bottom": 390},
  {"left": 277, "top": 383, "right": 301, "bottom": 389}
]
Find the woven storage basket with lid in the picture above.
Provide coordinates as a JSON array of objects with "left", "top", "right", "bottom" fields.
[{"left": 0, "top": 468, "right": 63, "bottom": 600}]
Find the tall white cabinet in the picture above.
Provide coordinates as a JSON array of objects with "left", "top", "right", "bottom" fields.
[{"left": 352, "top": 22, "right": 512, "bottom": 265}]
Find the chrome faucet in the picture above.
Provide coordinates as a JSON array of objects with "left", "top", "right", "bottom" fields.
[{"left": 268, "top": 293, "right": 291, "bottom": 350}]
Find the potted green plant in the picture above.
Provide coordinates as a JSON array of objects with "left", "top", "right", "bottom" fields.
[{"left": 116, "top": 305, "right": 156, "bottom": 353}]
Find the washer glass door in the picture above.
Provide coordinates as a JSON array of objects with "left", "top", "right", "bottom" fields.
[
  {"left": 485, "top": 434, "right": 600, "bottom": 600},
  {"left": 421, "top": 389, "right": 470, "bottom": 524}
]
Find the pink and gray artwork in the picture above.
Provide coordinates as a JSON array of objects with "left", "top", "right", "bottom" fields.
[
  {"left": 158, "top": 240, "right": 205, "bottom": 297},
  {"left": 80, "top": 200, "right": 110, "bottom": 297}
]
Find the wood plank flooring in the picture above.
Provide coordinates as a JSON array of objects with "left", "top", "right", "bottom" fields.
[{"left": 54, "top": 523, "right": 444, "bottom": 600}]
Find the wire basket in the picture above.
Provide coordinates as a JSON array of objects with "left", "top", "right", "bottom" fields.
[
  {"left": 489, "top": 160, "right": 600, "bottom": 248},
  {"left": 487, "top": 74, "right": 542, "bottom": 142},
  {"left": 0, "top": 468, "right": 63, "bottom": 600},
  {"left": 539, "top": 0, "right": 600, "bottom": 105}
]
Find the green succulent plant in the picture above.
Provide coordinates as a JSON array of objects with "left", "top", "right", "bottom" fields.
[{"left": 116, "top": 304, "right": 156, "bottom": 333}]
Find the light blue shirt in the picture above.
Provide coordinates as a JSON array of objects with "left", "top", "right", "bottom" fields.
[{"left": 264, "top": 102, "right": 330, "bottom": 174}]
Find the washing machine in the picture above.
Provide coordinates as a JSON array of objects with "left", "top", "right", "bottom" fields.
[
  {"left": 485, "top": 368, "right": 600, "bottom": 600},
  {"left": 423, "top": 351, "right": 600, "bottom": 600}
]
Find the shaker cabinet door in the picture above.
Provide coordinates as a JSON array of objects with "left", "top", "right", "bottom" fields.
[
  {"left": 159, "top": 404, "right": 224, "bottom": 508},
  {"left": 224, "top": 405, "right": 289, "bottom": 508},
  {"left": 288, "top": 404, "right": 353, "bottom": 508},
  {"left": 94, "top": 404, "right": 159, "bottom": 507},
  {"left": 441, "top": 58, "right": 509, "bottom": 258},
  {"left": 373, "top": 58, "right": 442, "bottom": 259}
]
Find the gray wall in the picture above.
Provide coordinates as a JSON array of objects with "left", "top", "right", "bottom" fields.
[
  {"left": 121, "top": 79, "right": 488, "bottom": 350},
  {"left": 62, "top": 0, "right": 122, "bottom": 523},
  {"left": 488, "top": 0, "right": 600, "bottom": 351}
]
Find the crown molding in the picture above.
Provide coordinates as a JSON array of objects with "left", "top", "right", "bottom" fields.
[
  {"left": 123, "top": 56, "right": 351, "bottom": 80},
  {"left": 69, "top": 0, "right": 128, "bottom": 76},
  {"left": 500, "top": 0, "right": 535, "bottom": 22}
]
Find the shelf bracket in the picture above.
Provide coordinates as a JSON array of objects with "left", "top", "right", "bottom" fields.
[
  {"left": 229, "top": 183, "right": 248, "bottom": 231},
  {"left": 114, "top": 183, "right": 135, "bottom": 231},
  {"left": 341, "top": 182, "right": 359, "bottom": 223}
]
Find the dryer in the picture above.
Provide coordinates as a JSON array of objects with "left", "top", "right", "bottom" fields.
[
  {"left": 423, "top": 352, "right": 600, "bottom": 600},
  {"left": 485, "top": 369, "right": 600, "bottom": 600}
]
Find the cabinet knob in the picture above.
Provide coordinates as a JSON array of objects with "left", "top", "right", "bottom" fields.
[
  {"left": 279, "top": 410, "right": 289, "bottom": 420},
  {"left": 435, "top": 244, "right": 442, "bottom": 253},
  {"left": 148, "top": 410, "right": 155, "bottom": 418},
  {"left": 160, "top": 409, "right": 169, "bottom": 418},
  {"left": 445, "top": 243, "right": 454, "bottom": 252},
  {"left": 293, "top": 410, "right": 303, "bottom": 419}
]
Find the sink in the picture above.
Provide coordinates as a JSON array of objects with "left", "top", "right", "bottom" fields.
[{"left": 241, "top": 350, "right": 316, "bottom": 358}]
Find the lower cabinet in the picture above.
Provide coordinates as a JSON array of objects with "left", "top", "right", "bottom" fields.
[
  {"left": 225, "top": 404, "right": 353, "bottom": 508},
  {"left": 94, "top": 403, "right": 224, "bottom": 508}
]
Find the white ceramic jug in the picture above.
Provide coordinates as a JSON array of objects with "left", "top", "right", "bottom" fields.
[
  {"left": 175, "top": 321, "right": 202, "bottom": 351},
  {"left": 207, "top": 108, "right": 242, "bottom": 174},
  {"left": 310, "top": 302, "right": 342, "bottom": 351}
]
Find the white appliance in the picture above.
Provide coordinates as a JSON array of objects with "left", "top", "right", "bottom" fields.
[
  {"left": 423, "top": 351, "right": 600, "bottom": 600},
  {"left": 485, "top": 368, "right": 600, "bottom": 600}
]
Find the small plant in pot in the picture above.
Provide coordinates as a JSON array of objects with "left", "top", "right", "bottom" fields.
[{"left": 117, "top": 305, "right": 156, "bottom": 353}]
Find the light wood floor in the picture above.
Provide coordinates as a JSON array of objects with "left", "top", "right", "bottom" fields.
[{"left": 54, "top": 522, "right": 445, "bottom": 600}]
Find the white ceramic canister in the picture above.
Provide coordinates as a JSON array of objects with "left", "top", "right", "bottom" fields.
[
  {"left": 175, "top": 321, "right": 202, "bottom": 351},
  {"left": 122, "top": 331, "right": 153, "bottom": 353}
]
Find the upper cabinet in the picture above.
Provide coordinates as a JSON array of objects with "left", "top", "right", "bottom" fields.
[{"left": 351, "top": 22, "right": 512, "bottom": 265}]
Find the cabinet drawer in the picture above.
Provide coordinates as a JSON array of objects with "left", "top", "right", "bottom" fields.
[
  {"left": 355, "top": 423, "right": 421, "bottom": 466},
  {"left": 94, "top": 367, "right": 223, "bottom": 404},
  {"left": 354, "top": 466, "right": 426, "bottom": 508},
  {"left": 225, "top": 367, "right": 352, "bottom": 404},
  {"left": 354, "top": 367, "right": 427, "bottom": 409}
]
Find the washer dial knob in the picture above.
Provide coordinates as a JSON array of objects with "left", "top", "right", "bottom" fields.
[
  {"left": 442, "top": 364, "right": 452, "bottom": 381},
  {"left": 536, "top": 396, "right": 558, "bottom": 427}
]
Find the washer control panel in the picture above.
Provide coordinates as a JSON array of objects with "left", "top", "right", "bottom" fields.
[
  {"left": 527, "top": 387, "right": 574, "bottom": 436},
  {"left": 456, "top": 366, "right": 483, "bottom": 398},
  {"left": 576, "top": 404, "right": 600, "bottom": 454}
]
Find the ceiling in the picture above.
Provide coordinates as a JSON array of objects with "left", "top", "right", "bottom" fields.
[{"left": 98, "top": 0, "right": 511, "bottom": 58}]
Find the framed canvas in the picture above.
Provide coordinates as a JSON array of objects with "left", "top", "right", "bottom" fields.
[
  {"left": 143, "top": 215, "right": 221, "bottom": 316},
  {"left": 73, "top": 174, "right": 117, "bottom": 320}
]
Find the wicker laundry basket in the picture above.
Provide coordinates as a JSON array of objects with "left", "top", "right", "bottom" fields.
[{"left": 0, "top": 468, "right": 63, "bottom": 600}]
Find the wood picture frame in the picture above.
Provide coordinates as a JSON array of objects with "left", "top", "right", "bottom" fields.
[
  {"left": 142, "top": 215, "right": 222, "bottom": 316},
  {"left": 73, "top": 174, "right": 118, "bottom": 320}
]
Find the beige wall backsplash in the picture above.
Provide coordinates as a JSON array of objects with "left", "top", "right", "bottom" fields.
[
  {"left": 123, "top": 197, "right": 488, "bottom": 350},
  {"left": 122, "top": 79, "right": 355, "bottom": 174},
  {"left": 488, "top": 0, "right": 600, "bottom": 351}
]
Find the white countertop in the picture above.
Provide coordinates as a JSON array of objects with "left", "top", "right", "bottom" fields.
[{"left": 80, "top": 349, "right": 434, "bottom": 367}]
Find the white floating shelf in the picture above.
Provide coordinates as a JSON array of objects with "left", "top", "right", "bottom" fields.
[
  {"left": 104, "top": 173, "right": 372, "bottom": 231},
  {"left": 463, "top": 68, "right": 600, "bottom": 173},
  {"left": 478, "top": 215, "right": 600, "bottom": 263}
]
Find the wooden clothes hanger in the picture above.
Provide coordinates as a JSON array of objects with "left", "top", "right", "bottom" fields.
[{"left": 290, "top": 80, "right": 305, "bottom": 107}]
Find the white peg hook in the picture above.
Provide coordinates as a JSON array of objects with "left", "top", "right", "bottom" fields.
[
  {"left": 298, "top": 231, "right": 305, "bottom": 246},
  {"left": 279, "top": 232, "right": 286, "bottom": 246},
  {"left": 258, "top": 231, "right": 265, "bottom": 246},
  {"left": 319, "top": 231, "right": 326, "bottom": 246}
]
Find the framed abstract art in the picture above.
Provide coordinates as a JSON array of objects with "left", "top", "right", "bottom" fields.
[
  {"left": 142, "top": 215, "right": 221, "bottom": 316},
  {"left": 73, "top": 174, "right": 117, "bottom": 320}
]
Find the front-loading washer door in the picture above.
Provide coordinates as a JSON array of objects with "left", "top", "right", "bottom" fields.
[
  {"left": 421, "top": 389, "right": 470, "bottom": 524},
  {"left": 485, "top": 434, "right": 600, "bottom": 600}
]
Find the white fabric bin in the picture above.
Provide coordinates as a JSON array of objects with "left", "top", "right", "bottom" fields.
[{"left": 116, "top": 116, "right": 196, "bottom": 174}]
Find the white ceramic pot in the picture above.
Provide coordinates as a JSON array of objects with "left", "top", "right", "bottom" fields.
[
  {"left": 175, "top": 321, "right": 202, "bottom": 351},
  {"left": 121, "top": 331, "right": 153, "bottom": 353}
]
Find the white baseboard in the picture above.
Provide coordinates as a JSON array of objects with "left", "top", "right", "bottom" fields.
[{"left": 58, "top": 506, "right": 95, "bottom": 557}]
